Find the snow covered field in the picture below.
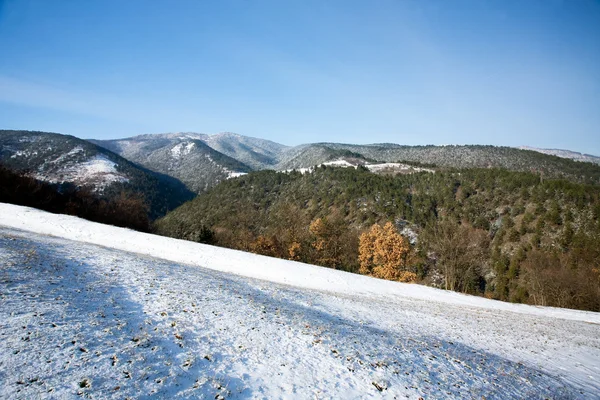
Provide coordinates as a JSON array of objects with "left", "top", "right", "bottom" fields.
[{"left": 1, "top": 203, "right": 599, "bottom": 399}]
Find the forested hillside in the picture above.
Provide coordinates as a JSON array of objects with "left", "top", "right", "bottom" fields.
[
  {"left": 157, "top": 166, "right": 600, "bottom": 311},
  {"left": 0, "top": 130, "right": 194, "bottom": 218},
  {"left": 519, "top": 146, "right": 600, "bottom": 165},
  {"left": 0, "top": 165, "right": 152, "bottom": 231},
  {"left": 277, "top": 143, "right": 600, "bottom": 185}
]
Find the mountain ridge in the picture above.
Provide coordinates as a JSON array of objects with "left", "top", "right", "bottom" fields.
[
  {"left": 93, "top": 131, "right": 600, "bottom": 184},
  {"left": 90, "top": 133, "right": 253, "bottom": 193},
  {"left": 518, "top": 145, "right": 600, "bottom": 164},
  {"left": 0, "top": 130, "right": 194, "bottom": 218}
]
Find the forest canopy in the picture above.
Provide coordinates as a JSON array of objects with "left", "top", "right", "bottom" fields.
[{"left": 157, "top": 166, "right": 600, "bottom": 312}]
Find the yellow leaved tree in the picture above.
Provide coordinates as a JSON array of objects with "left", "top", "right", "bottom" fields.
[{"left": 359, "top": 222, "right": 416, "bottom": 282}]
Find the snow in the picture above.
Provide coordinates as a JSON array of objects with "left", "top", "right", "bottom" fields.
[
  {"left": 285, "top": 166, "right": 314, "bottom": 174},
  {"left": 1, "top": 203, "right": 599, "bottom": 399},
  {"left": 323, "top": 159, "right": 357, "bottom": 168},
  {"left": 203, "top": 153, "right": 246, "bottom": 180},
  {"left": 226, "top": 171, "right": 247, "bottom": 179},
  {"left": 365, "top": 163, "right": 434, "bottom": 174},
  {"left": 170, "top": 142, "right": 196, "bottom": 158},
  {"left": 48, "top": 146, "right": 84, "bottom": 165},
  {"left": 10, "top": 150, "right": 38, "bottom": 158},
  {"left": 37, "top": 154, "right": 129, "bottom": 190},
  {"left": 285, "top": 160, "right": 434, "bottom": 176}
]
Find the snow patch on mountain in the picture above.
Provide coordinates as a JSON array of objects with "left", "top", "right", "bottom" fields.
[
  {"left": 10, "top": 149, "right": 38, "bottom": 158},
  {"left": 203, "top": 154, "right": 247, "bottom": 180},
  {"left": 47, "top": 145, "right": 84, "bottom": 165},
  {"left": 227, "top": 171, "right": 247, "bottom": 179},
  {"left": 285, "top": 159, "right": 434, "bottom": 176},
  {"left": 365, "top": 162, "right": 434, "bottom": 174},
  {"left": 36, "top": 154, "right": 129, "bottom": 190},
  {"left": 323, "top": 159, "right": 356, "bottom": 167},
  {"left": 170, "top": 142, "right": 196, "bottom": 158}
]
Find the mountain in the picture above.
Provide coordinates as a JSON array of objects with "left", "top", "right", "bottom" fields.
[
  {"left": 91, "top": 132, "right": 600, "bottom": 187},
  {"left": 1, "top": 203, "right": 599, "bottom": 399},
  {"left": 519, "top": 146, "right": 600, "bottom": 165},
  {"left": 275, "top": 144, "right": 374, "bottom": 170},
  {"left": 201, "top": 131, "right": 289, "bottom": 170},
  {"left": 0, "top": 130, "right": 194, "bottom": 218},
  {"left": 276, "top": 143, "right": 600, "bottom": 185},
  {"left": 90, "top": 133, "right": 253, "bottom": 193}
]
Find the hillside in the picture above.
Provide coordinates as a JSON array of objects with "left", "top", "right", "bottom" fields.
[
  {"left": 201, "top": 132, "right": 289, "bottom": 170},
  {"left": 1, "top": 203, "right": 599, "bottom": 399},
  {"left": 275, "top": 143, "right": 600, "bottom": 185},
  {"left": 0, "top": 130, "right": 194, "bottom": 218},
  {"left": 519, "top": 146, "right": 600, "bottom": 165},
  {"left": 157, "top": 166, "right": 600, "bottom": 311},
  {"left": 91, "top": 133, "right": 256, "bottom": 193},
  {"left": 92, "top": 132, "right": 600, "bottom": 188}
]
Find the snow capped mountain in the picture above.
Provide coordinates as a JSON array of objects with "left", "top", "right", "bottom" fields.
[
  {"left": 43, "top": 152, "right": 130, "bottom": 189},
  {"left": 1, "top": 203, "right": 599, "bottom": 399},
  {"left": 91, "top": 132, "right": 600, "bottom": 187},
  {"left": 91, "top": 133, "right": 252, "bottom": 193},
  {"left": 0, "top": 130, "right": 194, "bottom": 217},
  {"left": 2, "top": 133, "right": 127, "bottom": 190}
]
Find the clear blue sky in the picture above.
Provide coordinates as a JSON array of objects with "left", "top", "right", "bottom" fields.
[{"left": 1, "top": 0, "right": 599, "bottom": 155}]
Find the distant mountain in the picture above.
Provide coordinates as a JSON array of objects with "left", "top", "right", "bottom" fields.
[
  {"left": 0, "top": 130, "right": 194, "bottom": 218},
  {"left": 201, "top": 132, "right": 289, "bottom": 170},
  {"left": 90, "top": 133, "right": 253, "bottom": 193},
  {"left": 94, "top": 132, "right": 600, "bottom": 186},
  {"left": 275, "top": 144, "right": 373, "bottom": 170},
  {"left": 518, "top": 146, "right": 600, "bottom": 165},
  {"left": 275, "top": 143, "right": 600, "bottom": 185}
]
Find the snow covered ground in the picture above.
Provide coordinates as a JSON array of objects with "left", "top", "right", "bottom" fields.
[{"left": 1, "top": 203, "right": 599, "bottom": 399}]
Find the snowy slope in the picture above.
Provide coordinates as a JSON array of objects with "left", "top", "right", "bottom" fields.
[{"left": 1, "top": 203, "right": 599, "bottom": 399}]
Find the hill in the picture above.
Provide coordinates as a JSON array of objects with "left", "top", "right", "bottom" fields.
[
  {"left": 157, "top": 166, "right": 600, "bottom": 311},
  {"left": 91, "top": 133, "right": 257, "bottom": 192},
  {"left": 519, "top": 146, "right": 600, "bottom": 165},
  {"left": 91, "top": 132, "right": 600, "bottom": 188},
  {"left": 0, "top": 130, "right": 194, "bottom": 218},
  {"left": 1, "top": 203, "right": 598, "bottom": 398},
  {"left": 276, "top": 143, "right": 600, "bottom": 185},
  {"left": 200, "top": 131, "right": 289, "bottom": 170}
]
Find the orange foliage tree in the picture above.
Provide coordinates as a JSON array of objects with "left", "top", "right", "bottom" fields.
[
  {"left": 359, "top": 222, "right": 415, "bottom": 282},
  {"left": 250, "top": 235, "right": 279, "bottom": 257}
]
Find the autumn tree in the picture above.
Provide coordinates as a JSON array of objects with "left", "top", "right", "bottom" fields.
[
  {"left": 250, "top": 235, "right": 279, "bottom": 257},
  {"left": 309, "top": 215, "right": 358, "bottom": 270},
  {"left": 359, "top": 222, "right": 415, "bottom": 282}
]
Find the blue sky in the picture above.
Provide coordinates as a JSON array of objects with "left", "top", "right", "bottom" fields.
[{"left": 0, "top": 0, "right": 599, "bottom": 155}]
